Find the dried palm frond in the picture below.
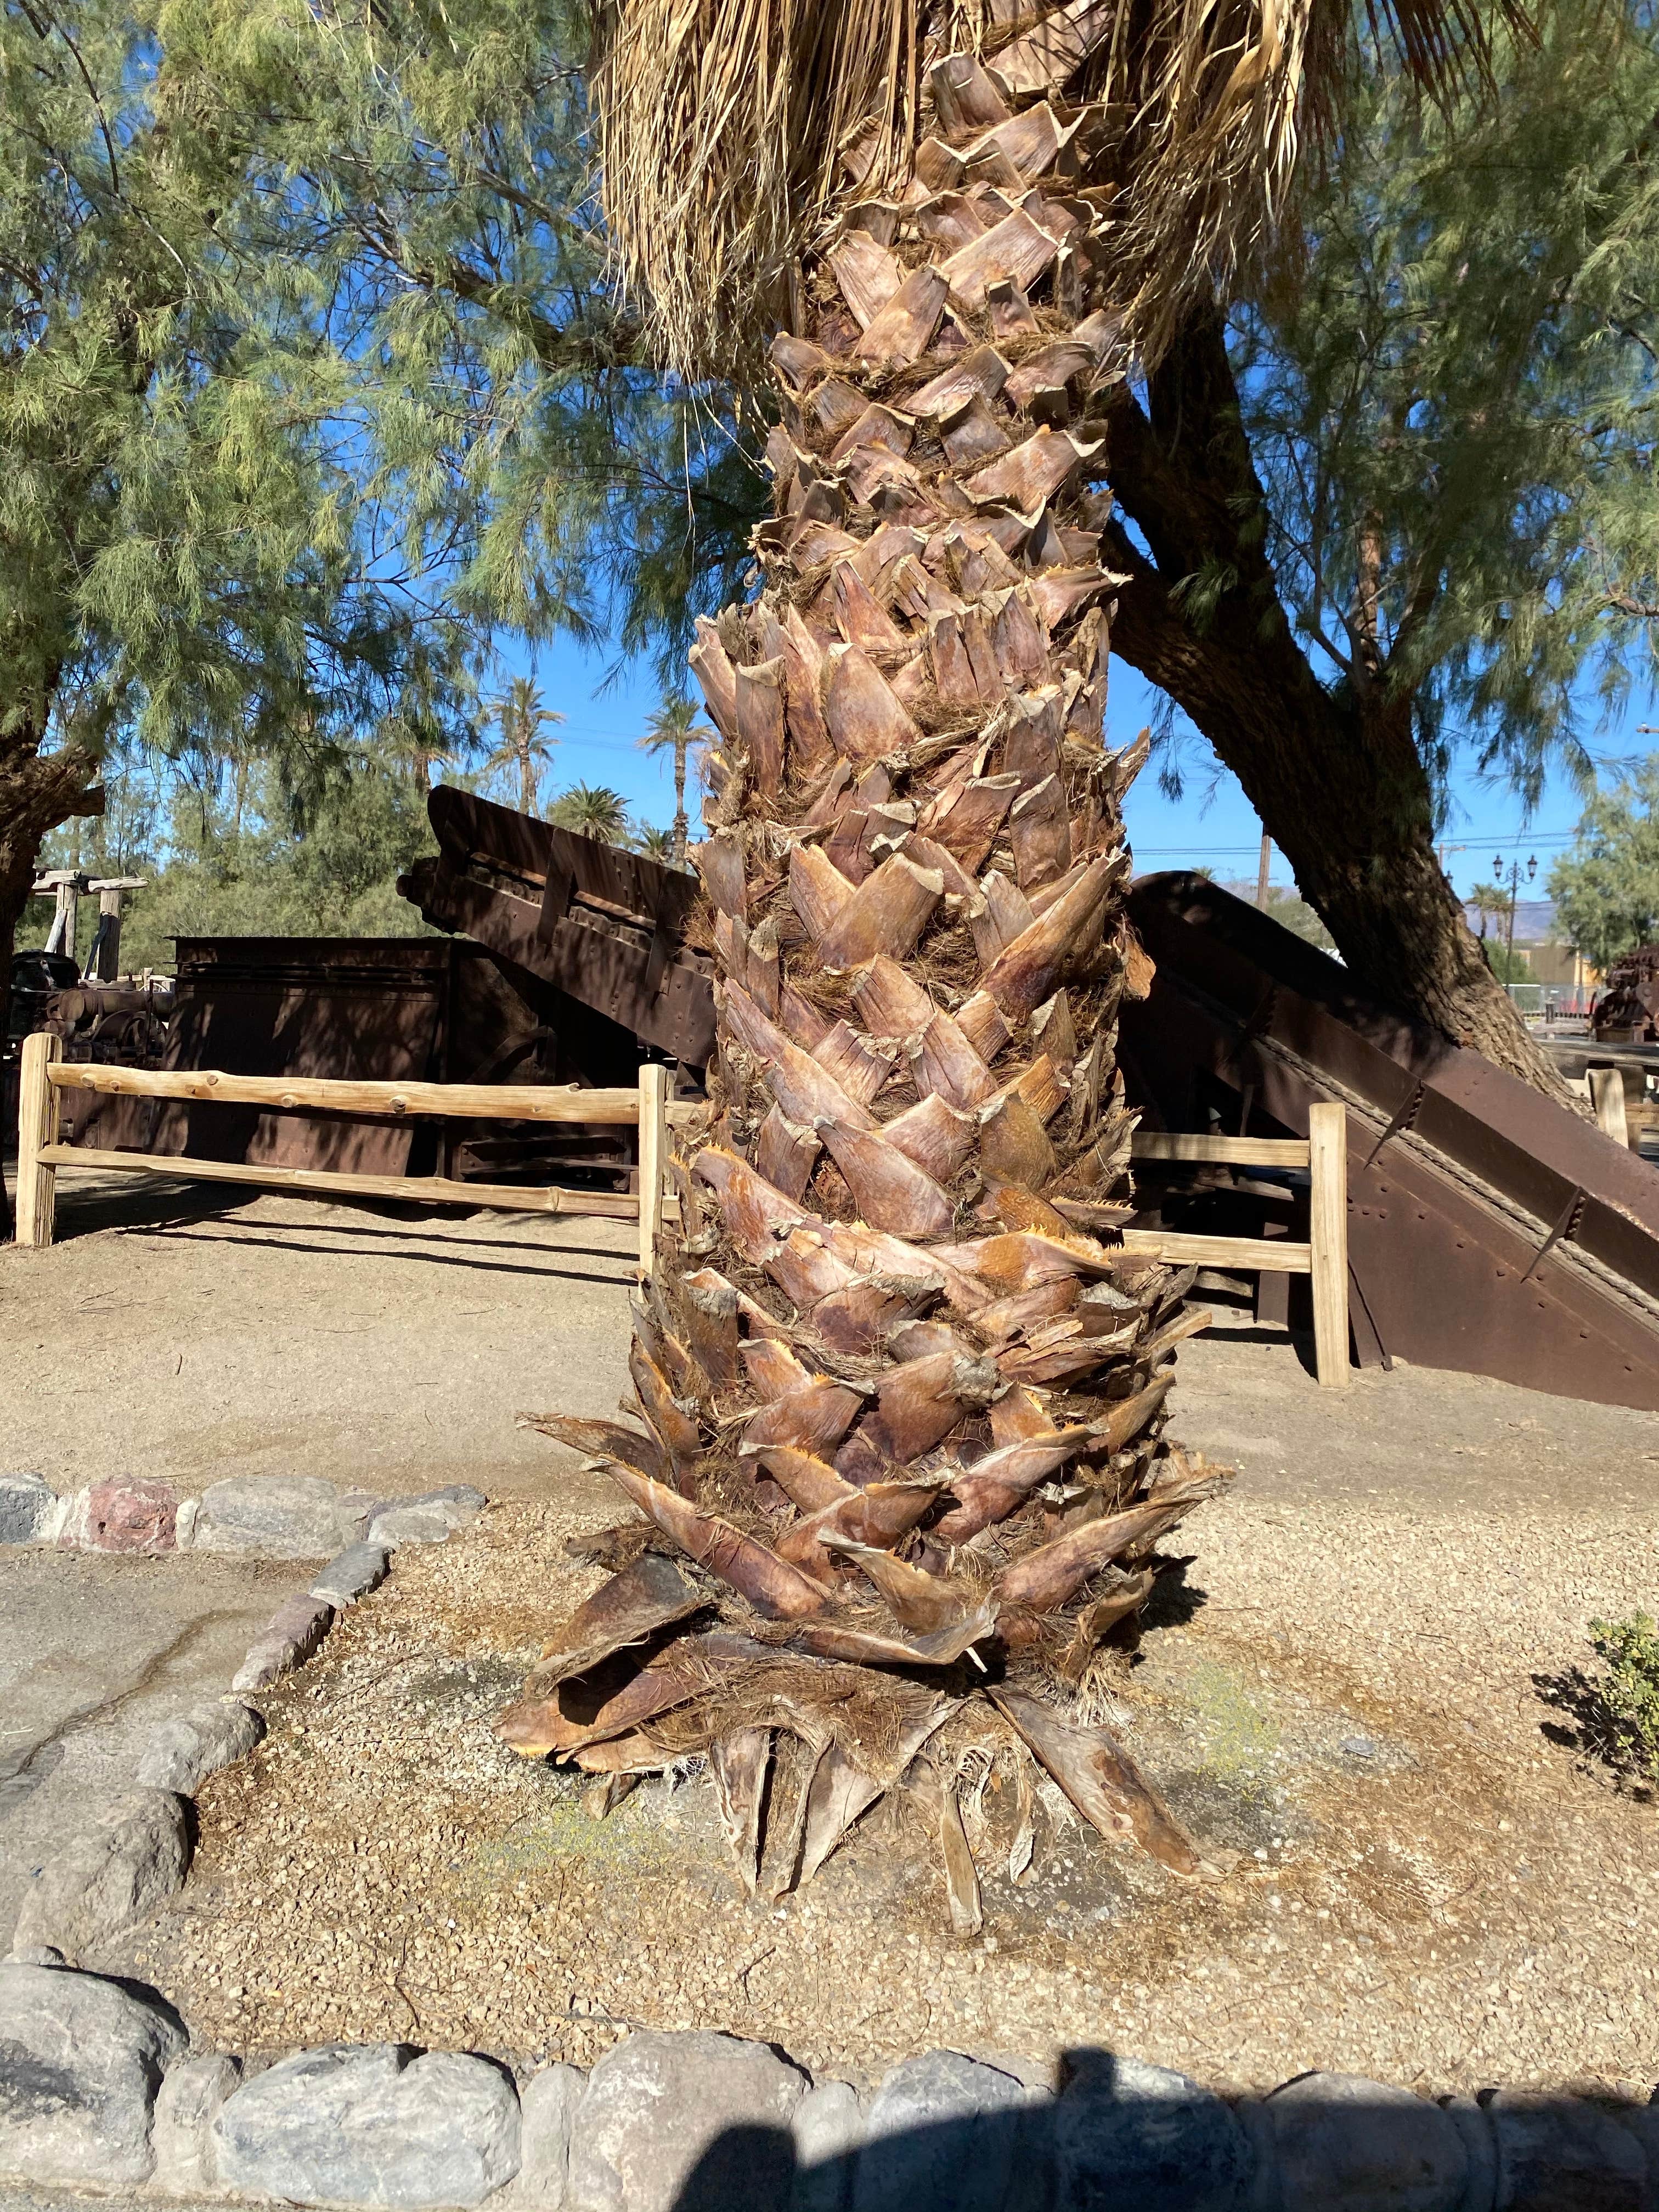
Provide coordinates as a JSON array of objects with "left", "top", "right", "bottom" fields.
[{"left": 590, "top": 0, "right": 1528, "bottom": 381}]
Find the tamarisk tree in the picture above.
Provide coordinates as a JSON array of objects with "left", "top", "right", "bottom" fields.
[
  {"left": 495, "top": 0, "right": 1510, "bottom": 1906},
  {"left": 0, "top": 0, "right": 463, "bottom": 1149}
]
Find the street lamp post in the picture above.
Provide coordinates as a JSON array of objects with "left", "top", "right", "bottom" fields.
[{"left": 1494, "top": 852, "right": 1538, "bottom": 983}]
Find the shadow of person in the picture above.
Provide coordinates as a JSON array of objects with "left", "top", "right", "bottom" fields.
[
  {"left": 663, "top": 2048, "right": 1655, "bottom": 2212},
  {"left": 663, "top": 2120, "right": 799, "bottom": 2212}
]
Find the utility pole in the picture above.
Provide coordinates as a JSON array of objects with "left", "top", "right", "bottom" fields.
[{"left": 1255, "top": 830, "right": 1272, "bottom": 910}]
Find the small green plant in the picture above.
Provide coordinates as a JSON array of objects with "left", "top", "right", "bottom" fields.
[{"left": 1588, "top": 1613, "right": 1659, "bottom": 1779}]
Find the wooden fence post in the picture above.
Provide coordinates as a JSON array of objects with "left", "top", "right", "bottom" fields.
[
  {"left": 1307, "top": 1101, "right": 1350, "bottom": 1389},
  {"left": 15, "top": 1031, "right": 63, "bottom": 1250},
  {"left": 636, "top": 1061, "right": 669, "bottom": 1279},
  {"left": 1589, "top": 1065, "right": 1630, "bottom": 1148}
]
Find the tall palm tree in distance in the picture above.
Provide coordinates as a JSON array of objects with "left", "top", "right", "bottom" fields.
[
  {"left": 637, "top": 694, "right": 705, "bottom": 865},
  {"left": 1468, "top": 883, "right": 1513, "bottom": 943},
  {"left": 483, "top": 675, "right": 564, "bottom": 819},
  {"left": 506, "top": 0, "right": 1532, "bottom": 1911}
]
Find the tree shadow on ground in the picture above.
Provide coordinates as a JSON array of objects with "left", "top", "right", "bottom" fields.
[{"left": 1135, "top": 1554, "right": 1208, "bottom": 1636}]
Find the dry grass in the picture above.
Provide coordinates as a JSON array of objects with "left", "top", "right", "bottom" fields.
[{"left": 590, "top": 0, "right": 1526, "bottom": 384}]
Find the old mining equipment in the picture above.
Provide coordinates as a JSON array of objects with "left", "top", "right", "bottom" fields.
[
  {"left": 37, "top": 792, "right": 715, "bottom": 1197},
  {"left": 1120, "top": 872, "right": 1659, "bottom": 1411}
]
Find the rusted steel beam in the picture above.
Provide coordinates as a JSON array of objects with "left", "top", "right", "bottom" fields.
[
  {"left": 1125, "top": 872, "right": 1659, "bottom": 1411},
  {"left": 399, "top": 789, "right": 716, "bottom": 1066}
]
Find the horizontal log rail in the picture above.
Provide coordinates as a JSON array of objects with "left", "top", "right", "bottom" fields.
[
  {"left": 31, "top": 1147, "right": 646, "bottom": 1220},
  {"left": 1130, "top": 1130, "right": 1311, "bottom": 1168},
  {"left": 48, "top": 1061, "right": 644, "bottom": 1125},
  {"left": 1116, "top": 1229, "right": 1314, "bottom": 1272},
  {"left": 15, "top": 1034, "right": 676, "bottom": 1271},
  {"left": 1121, "top": 1102, "right": 1349, "bottom": 1388}
]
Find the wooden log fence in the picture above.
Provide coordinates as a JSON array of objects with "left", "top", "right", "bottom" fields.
[
  {"left": 14, "top": 1034, "right": 677, "bottom": 1272},
  {"left": 1126, "top": 1107, "right": 1350, "bottom": 1389},
  {"left": 15, "top": 1036, "right": 1350, "bottom": 1380}
]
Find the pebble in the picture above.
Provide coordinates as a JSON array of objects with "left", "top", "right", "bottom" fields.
[
  {"left": 151, "top": 2052, "right": 242, "bottom": 2195},
  {"left": 503, "top": 2062, "right": 585, "bottom": 2210},
  {"left": 136, "top": 1701, "right": 265, "bottom": 1796},
  {"left": 1266, "top": 2073, "right": 1468, "bottom": 2212},
  {"left": 311, "top": 1543, "right": 392, "bottom": 1609},
  {"left": 64, "top": 1476, "right": 178, "bottom": 1553},
  {"left": 194, "top": 1474, "right": 358, "bottom": 1559},
  {"left": 232, "top": 1594, "right": 334, "bottom": 1692},
  {"left": 369, "top": 1485, "right": 487, "bottom": 1547},
  {"left": 857, "top": 2052, "right": 1032, "bottom": 2212},
  {"left": 1053, "top": 2055, "right": 1250, "bottom": 2212},
  {"left": 570, "top": 2030, "right": 805, "bottom": 2212},
  {"left": 0, "top": 1472, "right": 59, "bottom": 1545},
  {"left": 213, "top": 2042, "right": 520, "bottom": 2208}
]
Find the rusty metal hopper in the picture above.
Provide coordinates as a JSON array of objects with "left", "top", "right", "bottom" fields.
[
  {"left": 1122, "top": 872, "right": 1659, "bottom": 1410},
  {"left": 398, "top": 788, "right": 715, "bottom": 1069}
]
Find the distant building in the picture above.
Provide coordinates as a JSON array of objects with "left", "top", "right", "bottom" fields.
[{"left": 1462, "top": 899, "right": 1598, "bottom": 992}]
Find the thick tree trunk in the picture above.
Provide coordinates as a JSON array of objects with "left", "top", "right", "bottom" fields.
[
  {"left": 498, "top": 14, "right": 1232, "bottom": 1904},
  {"left": 1, "top": 725, "right": 104, "bottom": 1238},
  {"left": 1099, "top": 307, "right": 1579, "bottom": 1105}
]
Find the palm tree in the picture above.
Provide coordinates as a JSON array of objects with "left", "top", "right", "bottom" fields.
[
  {"left": 1468, "top": 883, "right": 1513, "bottom": 941},
  {"left": 548, "top": 781, "right": 630, "bottom": 843},
  {"left": 637, "top": 695, "right": 704, "bottom": 865},
  {"left": 506, "top": 1, "right": 1520, "bottom": 1906},
  {"left": 637, "top": 823, "right": 677, "bottom": 864},
  {"left": 482, "top": 676, "right": 563, "bottom": 819}
]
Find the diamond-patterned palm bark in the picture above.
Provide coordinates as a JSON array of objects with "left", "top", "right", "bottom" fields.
[{"left": 499, "top": 13, "right": 1232, "bottom": 1912}]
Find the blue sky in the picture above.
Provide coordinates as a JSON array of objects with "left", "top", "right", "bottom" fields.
[{"left": 509, "top": 633, "right": 1653, "bottom": 906}]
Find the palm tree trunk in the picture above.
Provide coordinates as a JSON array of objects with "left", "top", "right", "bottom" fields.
[
  {"left": 672, "top": 738, "right": 688, "bottom": 866},
  {"left": 518, "top": 734, "right": 535, "bottom": 819},
  {"left": 506, "top": 22, "right": 1228, "bottom": 1899}
]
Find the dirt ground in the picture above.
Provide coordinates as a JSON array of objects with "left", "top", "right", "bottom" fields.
[
  {"left": 7, "top": 1180, "right": 1659, "bottom": 2099},
  {"left": 0, "top": 1171, "right": 639, "bottom": 1497}
]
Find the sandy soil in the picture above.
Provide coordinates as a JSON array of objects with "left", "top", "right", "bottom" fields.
[
  {"left": 0, "top": 1173, "right": 638, "bottom": 1500},
  {"left": 103, "top": 1334, "right": 1659, "bottom": 2101},
  {"left": 10, "top": 1180, "right": 1657, "bottom": 2097}
]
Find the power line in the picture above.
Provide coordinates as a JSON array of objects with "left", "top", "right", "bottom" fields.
[{"left": 1131, "top": 832, "right": 1577, "bottom": 857}]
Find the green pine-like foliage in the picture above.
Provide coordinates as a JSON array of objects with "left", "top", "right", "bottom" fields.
[{"left": 1229, "top": 2, "right": 1659, "bottom": 814}]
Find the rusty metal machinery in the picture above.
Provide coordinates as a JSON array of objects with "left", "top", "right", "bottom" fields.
[
  {"left": 1591, "top": 945, "right": 1659, "bottom": 1043},
  {"left": 35, "top": 790, "right": 717, "bottom": 1192},
  {"left": 1122, "top": 872, "right": 1659, "bottom": 1411},
  {"left": 4, "top": 956, "right": 173, "bottom": 1142},
  {"left": 397, "top": 788, "right": 716, "bottom": 1070},
  {"left": 59, "top": 935, "right": 646, "bottom": 1190}
]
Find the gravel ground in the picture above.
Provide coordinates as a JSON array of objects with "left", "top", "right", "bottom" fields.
[{"left": 109, "top": 1420, "right": 1659, "bottom": 2099}]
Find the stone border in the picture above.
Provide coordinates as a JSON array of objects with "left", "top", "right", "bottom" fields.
[
  {"left": 0, "top": 1979, "right": 1654, "bottom": 2211},
  {"left": 0, "top": 1468, "right": 485, "bottom": 1558},
  {"left": 4, "top": 1477, "right": 486, "bottom": 1963}
]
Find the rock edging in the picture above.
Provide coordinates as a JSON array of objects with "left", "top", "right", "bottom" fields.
[
  {"left": 0, "top": 1982, "right": 1653, "bottom": 2212},
  {"left": 4, "top": 1481, "right": 484, "bottom": 1965},
  {"left": 0, "top": 1468, "right": 484, "bottom": 1560}
]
